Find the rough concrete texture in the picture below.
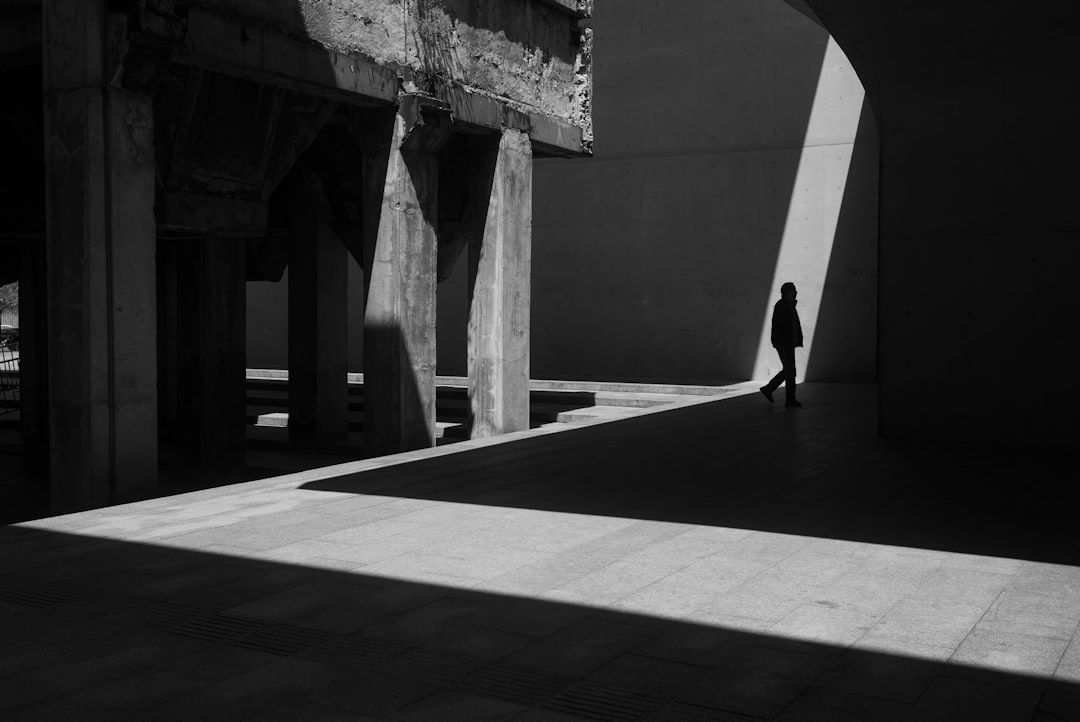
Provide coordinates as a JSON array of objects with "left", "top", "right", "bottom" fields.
[{"left": 183, "top": 0, "right": 591, "bottom": 136}]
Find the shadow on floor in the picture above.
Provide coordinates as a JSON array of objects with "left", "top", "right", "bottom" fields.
[
  {"left": 300, "top": 384, "right": 1080, "bottom": 567},
  {"left": 0, "top": 524, "right": 1076, "bottom": 720}
]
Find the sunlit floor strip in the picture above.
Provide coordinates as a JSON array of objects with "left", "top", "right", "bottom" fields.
[{"left": 20, "top": 478, "right": 1080, "bottom": 686}]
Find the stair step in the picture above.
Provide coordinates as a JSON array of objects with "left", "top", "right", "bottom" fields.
[
  {"left": 553, "top": 406, "right": 645, "bottom": 423},
  {"left": 250, "top": 412, "right": 462, "bottom": 438}
]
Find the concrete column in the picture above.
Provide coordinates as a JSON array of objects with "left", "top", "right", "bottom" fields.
[
  {"left": 468, "top": 128, "right": 533, "bottom": 437},
  {"left": 43, "top": 3, "right": 157, "bottom": 511},
  {"left": 176, "top": 239, "right": 248, "bottom": 483},
  {"left": 358, "top": 99, "right": 450, "bottom": 456},
  {"left": 287, "top": 167, "right": 349, "bottom": 448}
]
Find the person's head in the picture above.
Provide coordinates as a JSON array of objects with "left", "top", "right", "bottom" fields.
[{"left": 780, "top": 282, "right": 797, "bottom": 300}]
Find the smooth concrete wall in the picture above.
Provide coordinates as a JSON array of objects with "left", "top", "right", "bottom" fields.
[
  {"left": 804, "top": 1, "right": 1076, "bottom": 451},
  {"left": 530, "top": 0, "right": 878, "bottom": 385}
]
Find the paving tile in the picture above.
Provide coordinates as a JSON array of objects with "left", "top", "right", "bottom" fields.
[
  {"left": 318, "top": 519, "right": 427, "bottom": 545},
  {"left": 365, "top": 596, "right": 514, "bottom": 647},
  {"left": 1037, "top": 675, "right": 1080, "bottom": 722},
  {"left": 504, "top": 614, "right": 656, "bottom": 678},
  {"left": 370, "top": 546, "right": 554, "bottom": 582},
  {"left": 586, "top": 653, "right": 708, "bottom": 697},
  {"left": 0, "top": 641, "right": 75, "bottom": 677},
  {"left": 3, "top": 699, "right": 123, "bottom": 722},
  {"left": 609, "top": 575, "right": 724, "bottom": 620},
  {"left": 384, "top": 689, "right": 527, "bottom": 721},
  {"left": 769, "top": 546, "right": 866, "bottom": 584},
  {"left": 226, "top": 583, "right": 346, "bottom": 623},
  {"left": 675, "top": 643, "right": 832, "bottom": 719},
  {"left": 249, "top": 698, "right": 377, "bottom": 721},
  {"left": 303, "top": 670, "right": 438, "bottom": 717},
  {"left": 14, "top": 632, "right": 202, "bottom": 694},
  {"left": 0, "top": 677, "right": 54, "bottom": 714},
  {"left": 151, "top": 644, "right": 282, "bottom": 684},
  {"left": 67, "top": 667, "right": 202, "bottom": 713},
  {"left": 630, "top": 623, "right": 750, "bottom": 668},
  {"left": 859, "top": 598, "right": 986, "bottom": 649},
  {"left": 948, "top": 629, "right": 1068, "bottom": 678},
  {"left": 940, "top": 552, "right": 1024, "bottom": 575},
  {"left": 659, "top": 555, "right": 769, "bottom": 593},
  {"left": 776, "top": 686, "right": 911, "bottom": 721},
  {"left": 286, "top": 602, "right": 393, "bottom": 635},
  {"left": 481, "top": 598, "right": 590, "bottom": 638},
  {"left": 133, "top": 657, "right": 345, "bottom": 721},
  {"left": 166, "top": 583, "right": 268, "bottom": 612},
  {"left": 1055, "top": 633, "right": 1080, "bottom": 683},
  {"left": 769, "top": 604, "right": 881, "bottom": 650},
  {"left": 1008, "top": 563, "right": 1080, "bottom": 600},
  {"left": 802, "top": 572, "right": 904, "bottom": 615},
  {"left": 708, "top": 531, "right": 815, "bottom": 565},
  {"left": 697, "top": 575, "right": 816, "bottom": 623},
  {"left": 549, "top": 560, "right": 680, "bottom": 606},
  {"left": 481, "top": 564, "right": 583, "bottom": 597},
  {"left": 975, "top": 590, "right": 1080, "bottom": 640},
  {"left": 816, "top": 642, "right": 950, "bottom": 703},
  {"left": 906, "top": 673, "right": 1045, "bottom": 722}
]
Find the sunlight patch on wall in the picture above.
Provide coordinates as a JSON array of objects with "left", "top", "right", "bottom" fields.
[{"left": 752, "top": 36, "right": 865, "bottom": 382}]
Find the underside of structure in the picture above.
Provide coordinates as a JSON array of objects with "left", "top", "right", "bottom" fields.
[{"left": 0, "top": 0, "right": 593, "bottom": 512}]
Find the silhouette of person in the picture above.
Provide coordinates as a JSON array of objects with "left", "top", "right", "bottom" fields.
[{"left": 760, "top": 282, "right": 803, "bottom": 407}]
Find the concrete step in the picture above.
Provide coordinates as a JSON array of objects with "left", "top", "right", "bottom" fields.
[
  {"left": 551, "top": 405, "right": 646, "bottom": 423},
  {"left": 249, "top": 411, "right": 463, "bottom": 438},
  {"left": 247, "top": 371, "right": 737, "bottom": 397}
]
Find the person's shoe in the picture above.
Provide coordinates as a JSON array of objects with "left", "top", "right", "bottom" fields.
[
  {"left": 760, "top": 386, "right": 774, "bottom": 403},
  {"left": 785, "top": 399, "right": 802, "bottom": 407}
]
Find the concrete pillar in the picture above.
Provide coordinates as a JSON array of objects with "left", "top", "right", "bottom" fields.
[
  {"left": 468, "top": 128, "right": 533, "bottom": 437},
  {"left": 287, "top": 167, "right": 349, "bottom": 448},
  {"left": 358, "top": 99, "right": 451, "bottom": 456},
  {"left": 42, "top": 3, "right": 157, "bottom": 511},
  {"left": 176, "top": 239, "right": 248, "bottom": 483}
]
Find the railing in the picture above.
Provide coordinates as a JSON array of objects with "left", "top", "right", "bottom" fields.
[{"left": 0, "top": 336, "right": 19, "bottom": 416}]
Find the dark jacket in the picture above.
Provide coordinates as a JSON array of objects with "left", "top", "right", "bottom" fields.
[{"left": 770, "top": 299, "right": 804, "bottom": 349}]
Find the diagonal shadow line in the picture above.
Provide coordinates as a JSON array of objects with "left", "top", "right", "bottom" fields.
[
  {"left": 295, "top": 384, "right": 1079, "bottom": 567},
  {"left": 0, "top": 524, "right": 1077, "bottom": 720}
]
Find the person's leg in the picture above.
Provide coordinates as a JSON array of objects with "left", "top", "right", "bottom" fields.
[
  {"left": 761, "top": 359, "right": 785, "bottom": 402},
  {"left": 777, "top": 345, "right": 799, "bottom": 404}
]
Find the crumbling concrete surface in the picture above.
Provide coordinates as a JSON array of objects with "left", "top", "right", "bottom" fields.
[{"left": 181, "top": 0, "right": 593, "bottom": 146}]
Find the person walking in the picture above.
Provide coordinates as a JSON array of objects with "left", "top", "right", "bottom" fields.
[{"left": 760, "top": 282, "right": 803, "bottom": 407}]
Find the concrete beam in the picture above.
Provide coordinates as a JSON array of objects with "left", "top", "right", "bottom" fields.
[
  {"left": 533, "top": 0, "right": 593, "bottom": 19},
  {"left": 174, "top": 8, "right": 398, "bottom": 106},
  {"left": 468, "top": 129, "right": 533, "bottom": 437},
  {"left": 433, "top": 85, "right": 588, "bottom": 157},
  {"left": 167, "top": 7, "right": 590, "bottom": 157},
  {"left": 161, "top": 191, "right": 268, "bottom": 236}
]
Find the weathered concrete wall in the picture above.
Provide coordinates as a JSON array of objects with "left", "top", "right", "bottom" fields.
[
  {"left": 184, "top": 0, "right": 590, "bottom": 133},
  {"left": 529, "top": 0, "right": 878, "bottom": 384}
]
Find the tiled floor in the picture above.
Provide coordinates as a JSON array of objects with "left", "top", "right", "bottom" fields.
[{"left": 2, "top": 383, "right": 1078, "bottom": 721}]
